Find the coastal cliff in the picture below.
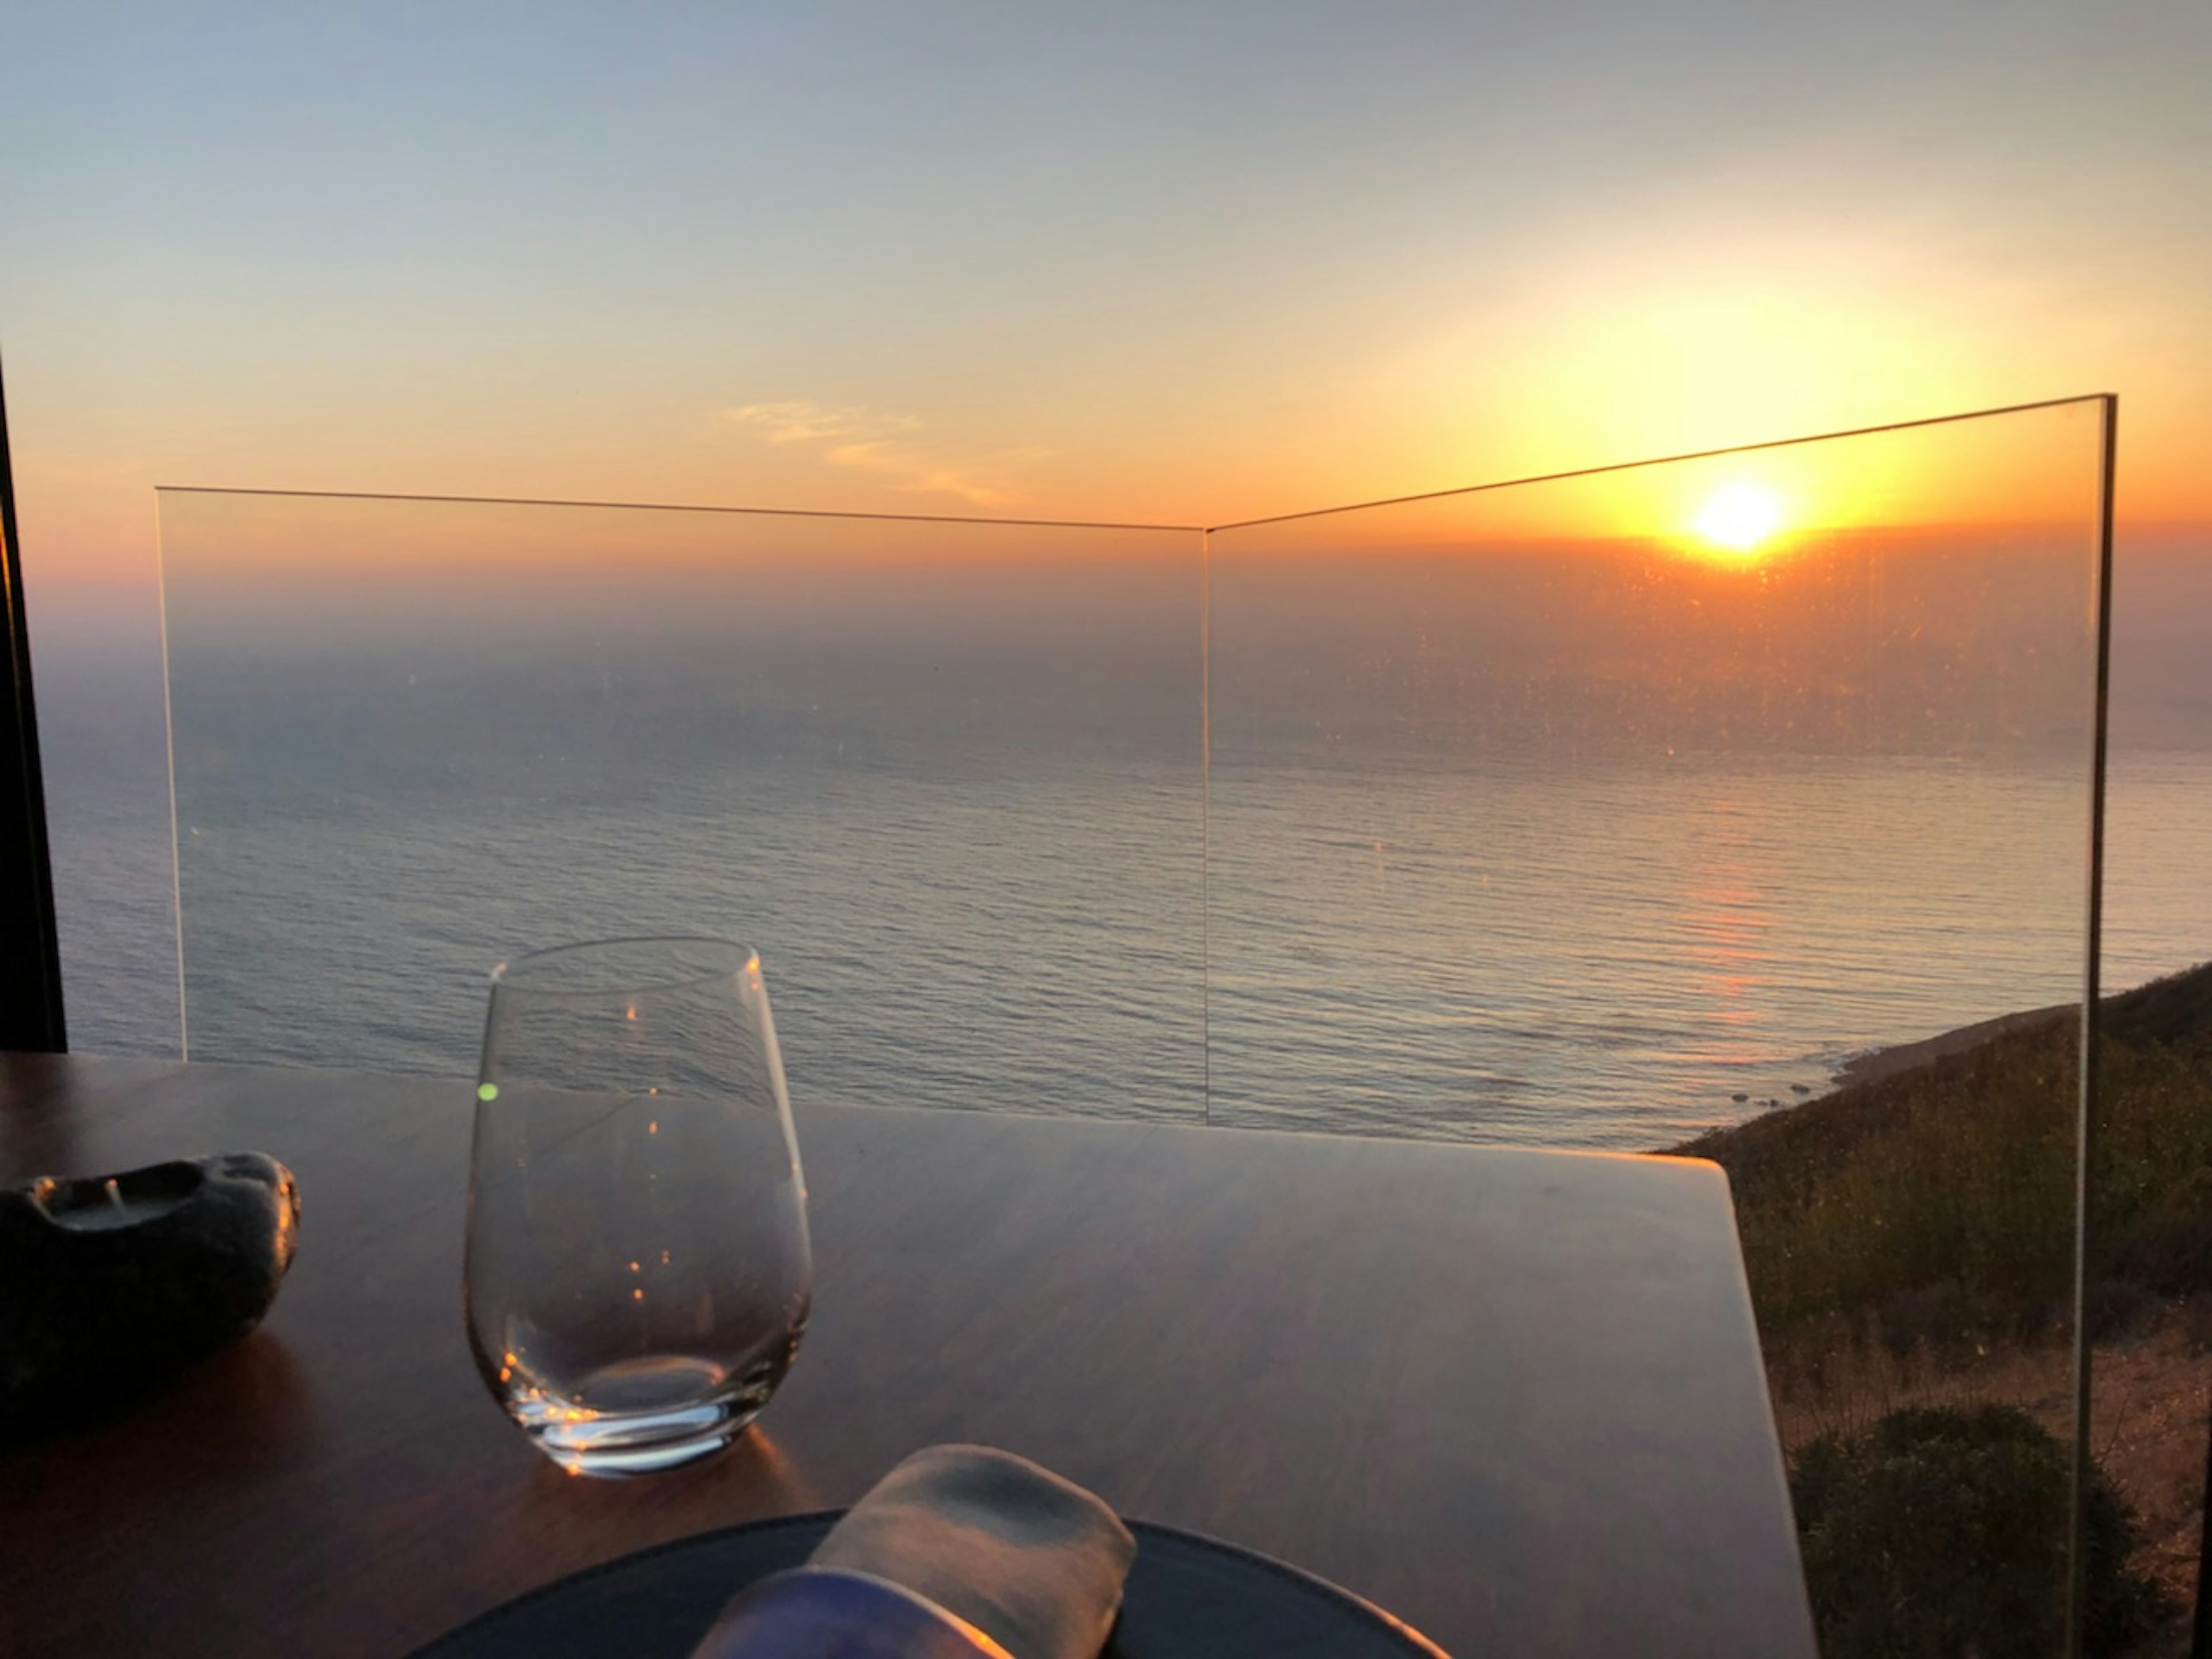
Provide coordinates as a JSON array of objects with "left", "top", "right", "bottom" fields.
[
  {"left": 1674, "top": 958, "right": 2212, "bottom": 1342},
  {"left": 1674, "top": 959, "right": 2212, "bottom": 1642}
]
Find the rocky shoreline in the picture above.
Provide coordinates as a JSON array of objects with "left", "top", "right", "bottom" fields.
[{"left": 1830, "top": 1000, "right": 2074, "bottom": 1088}]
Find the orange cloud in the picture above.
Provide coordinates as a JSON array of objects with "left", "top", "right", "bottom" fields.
[
  {"left": 722, "top": 402, "right": 917, "bottom": 445},
  {"left": 719, "top": 400, "right": 1035, "bottom": 509}
]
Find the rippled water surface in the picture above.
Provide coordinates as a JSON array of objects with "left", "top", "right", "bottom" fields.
[{"left": 40, "top": 608, "right": 2212, "bottom": 1150}]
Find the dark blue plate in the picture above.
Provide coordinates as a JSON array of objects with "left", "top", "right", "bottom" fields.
[{"left": 412, "top": 1511, "right": 1448, "bottom": 1657}]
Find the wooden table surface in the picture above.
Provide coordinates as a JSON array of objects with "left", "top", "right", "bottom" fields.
[{"left": 0, "top": 1053, "right": 1815, "bottom": 1658}]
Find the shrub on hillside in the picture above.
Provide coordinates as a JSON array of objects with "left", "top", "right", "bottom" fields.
[
  {"left": 1790, "top": 1404, "right": 2166, "bottom": 1658},
  {"left": 2105, "top": 1164, "right": 2212, "bottom": 1298}
]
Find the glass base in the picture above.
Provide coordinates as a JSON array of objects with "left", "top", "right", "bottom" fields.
[{"left": 501, "top": 1353, "right": 782, "bottom": 1477}]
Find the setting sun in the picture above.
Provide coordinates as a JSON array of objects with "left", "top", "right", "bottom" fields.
[{"left": 1691, "top": 482, "right": 1786, "bottom": 556}]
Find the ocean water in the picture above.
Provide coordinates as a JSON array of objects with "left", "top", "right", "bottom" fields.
[
  {"left": 36, "top": 656, "right": 2206, "bottom": 1152},
  {"left": 33, "top": 522, "right": 2212, "bottom": 1152}
]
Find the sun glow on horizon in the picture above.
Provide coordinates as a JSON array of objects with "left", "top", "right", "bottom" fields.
[{"left": 1690, "top": 482, "right": 1787, "bottom": 559}]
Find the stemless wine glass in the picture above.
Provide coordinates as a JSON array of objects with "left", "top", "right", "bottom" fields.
[{"left": 464, "top": 937, "right": 812, "bottom": 1476}]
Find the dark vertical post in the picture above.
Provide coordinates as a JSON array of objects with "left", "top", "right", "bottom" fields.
[
  {"left": 0, "top": 349, "right": 67, "bottom": 1052},
  {"left": 2067, "top": 392, "right": 2117, "bottom": 1659}
]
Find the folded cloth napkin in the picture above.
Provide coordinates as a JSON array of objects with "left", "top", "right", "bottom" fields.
[{"left": 692, "top": 1445, "right": 1137, "bottom": 1659}]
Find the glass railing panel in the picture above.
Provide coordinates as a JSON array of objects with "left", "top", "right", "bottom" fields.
[
  {"left": 1209, "top": 399, "right": 2126, "bottom": 1655},
  {"left": 1206, "top": 407, "right": 2104, "bottom": 1145},
  {"left": 157, "top": 490, "right": 1205, "bottom": 1122}
]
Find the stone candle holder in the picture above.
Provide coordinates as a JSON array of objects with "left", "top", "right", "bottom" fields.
[{"left": 0, "top": 1152, "right": 301, "bottom": 1436}]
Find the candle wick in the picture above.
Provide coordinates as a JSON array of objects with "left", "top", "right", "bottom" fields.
[{"left": 104, "top": 1178, "right": 126, "bottom": 1213}]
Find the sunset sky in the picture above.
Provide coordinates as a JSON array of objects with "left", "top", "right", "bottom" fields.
[{"left": 3, "top": 3, "right": 2207, "bottom": 591}]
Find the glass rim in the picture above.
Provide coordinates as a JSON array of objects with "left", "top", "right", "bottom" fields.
[{"left": 488, "top": 935, "right": 760, "bottom": 998}]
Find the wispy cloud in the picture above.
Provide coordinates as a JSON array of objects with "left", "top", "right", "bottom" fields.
[
  {"left": 720, "top": 400, "right": 1029, "bottom": 509},
  {"left": 722, "top": 402, "right": 916, "bottom": 446}
]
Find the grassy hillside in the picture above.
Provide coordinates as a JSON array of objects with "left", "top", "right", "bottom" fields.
[{"left": 1672, "top": 960, "right": 2212, "bottom": 1344}]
